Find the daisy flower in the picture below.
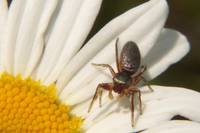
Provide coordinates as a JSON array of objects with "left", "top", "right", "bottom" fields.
[{"left": 0, "top": 0, "right": 199, "bottom": 132}]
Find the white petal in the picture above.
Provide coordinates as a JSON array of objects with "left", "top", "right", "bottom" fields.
[
  {"left": 44, "top": 0, "right": 103, "bottom": 85},
  {"left": 44, "top": 0, "right": 64, "bottom": 41},
  {"left": 83, "top": 86, "right": 200, "bottom": 132},
  {"left": 57, "top": 0, "right": 168, "bottom": 91},
  {"left": 35, "top": 0, "right": 85, "bottom": 81},
  {"left": 36, "top": 0, "right": 102, "bottom": 83},
  {"left": 85, "top": 108, "right": 133, "bottom": 133},
  {"left": 142, "top": 121, "right": 200, "bottom": 133},
  {"left": 0, "top": 0, "right": 8, "bottom": 71},
  {"left": 143, "top": 28, "right": 190, "bottom": 80},
  {"left": 13, "top": 0, "right": 58, "bottom": 76},
  {"left": 59, "top": 0, "right": 169, "bottom": 101},
  {"left": 24, "top": 0, "right": 58, "bottom": 77},
  {"left": 1, "top": 0, "right": 27, "bottom": 73}
]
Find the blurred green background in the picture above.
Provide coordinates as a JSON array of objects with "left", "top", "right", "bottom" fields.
[
  {"left": 88, "top": 0, "right": 200, "bottom": 91},
  {"left": 7, "top": 0, "right": 200, "bottom": 91}
]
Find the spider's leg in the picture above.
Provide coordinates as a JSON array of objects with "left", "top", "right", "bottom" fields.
[
  {"left": 88, "top": 83, "right": 114, "bottom": 112},
  {"left": 128, "top": 88, "right": 142, "bottom": 115},
  {"left": 141, "top": 76, "right": 153, "bottom": 92},
  {"left": 130, "top": 93, "right": 135, "bottom": 127},
  {"left": 115, "top": 38, "right": 120, "bottom": 72},
  {"left": 92, "top": 63, "right": 116, "bottom": 77}
]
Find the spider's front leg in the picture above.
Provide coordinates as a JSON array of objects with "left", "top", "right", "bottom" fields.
[
  {"left": 88, "top": 83, "right": 114, "bottom": 113},
  {"left": 92, "top": 63, "right": 116, "bottom": 77}
]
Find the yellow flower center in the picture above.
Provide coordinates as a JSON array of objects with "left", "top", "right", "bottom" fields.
[{"left": 0, "top": 73, "right": 83, "bottom": 133}]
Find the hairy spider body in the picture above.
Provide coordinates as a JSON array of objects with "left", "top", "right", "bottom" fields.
[{"left": 88, "top": 38, "right": 153, "bottom": 127}]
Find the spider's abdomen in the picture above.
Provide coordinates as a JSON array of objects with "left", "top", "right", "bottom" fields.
[{"left": 120, "top": 41, "right": 141, "bottom": 74}]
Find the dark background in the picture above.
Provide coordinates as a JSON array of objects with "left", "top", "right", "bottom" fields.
[{"left": 7, "top": 0, "right": 200, "bottom": 91}]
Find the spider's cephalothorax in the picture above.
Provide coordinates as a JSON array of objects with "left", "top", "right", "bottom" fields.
[
  {"left": 113, "top": 70, "right": 132, "bottom": 93},
  {"left": 88, "top": 38, "right": 153, "bottom": 127}
]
